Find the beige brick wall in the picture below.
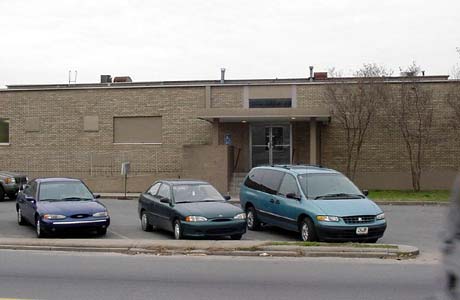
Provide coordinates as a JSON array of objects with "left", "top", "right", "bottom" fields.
[
  {"left": 211, "top": 86, "right": 243, "bottom": 108},
  {"left": 0, "top": 87, "right": 212, "bottom": 192},
  {"left": 1, "top": 81, "right": 459, "bottom": 191}
]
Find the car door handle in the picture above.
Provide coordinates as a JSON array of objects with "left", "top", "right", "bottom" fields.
[
  {"left": 270, "top": 199, "right": 280, "bottom": 204},
  {"left": 270, "top": 199, "right": 274, "bottom": 203}
]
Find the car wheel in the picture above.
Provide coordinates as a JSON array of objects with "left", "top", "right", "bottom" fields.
[
  {"left": 173, "top": 219, "right": 183, "bottom": 240},
  {"left": 230, "top": 234, "right": 242, "bottom": 240},
  {"left": 97, "top": 228, "right": 107, "bottom": 236},
  {"left": 36, "top": 217, "right": 47, "bottom": 238},
  {"left": 7, "top": 193, "right": 17, "bottom": 200},
  {"left": 0, "top": 186, "right": 4, "bottom": 202},
  {"left": 17, "top": 208, "right": 26, "bottom": 225},
  {"left": 367, "top": 238, "right": 378, "bottom": 243},
  {"left": 141, "top": 211, "right": 153, "bottom": 232},
  {"left": 246, "top": 206, "right": 261, "bottom": 231},
  {"left": 299, "top": 217, "right": 317, "bottom": 242}
]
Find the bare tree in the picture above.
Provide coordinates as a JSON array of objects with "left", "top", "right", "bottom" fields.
[
  {"left": 385, "top": 64, "right": 434, "bottom": 191},
  {"left": 450, "top": 48, "right": 460, "bottom": 79},
  {"left": 325, "top": 64, "right": 390, "bottom": 179},
  {"left": 447, "top": 83, "right": 460, "bottom": 128}
]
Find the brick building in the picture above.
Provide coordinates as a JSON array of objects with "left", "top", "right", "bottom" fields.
[{"left": 0, "top": 73, "right": 458, "bottom": 193}]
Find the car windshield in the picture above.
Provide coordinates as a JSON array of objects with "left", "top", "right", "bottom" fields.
[
  {"left": 297, "top": 173, "right": 364, "bottom": 200},
  {"left": 39, "top": 181, "right": 94, "bottom": 201},
  {"left": 173, "top": 184, "right": 225, "bottom": 203}
]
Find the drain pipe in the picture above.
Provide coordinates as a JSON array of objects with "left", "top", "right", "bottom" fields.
[
  {"left": 221, "top": 68, "right": 226, "bottom": 84},
  {"left": 309, "top": 66, "right": 314, "bottom": 81}
]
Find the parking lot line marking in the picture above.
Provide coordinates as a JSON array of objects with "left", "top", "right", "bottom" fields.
[{"left": 108, "top": 229, "right": 130, "bottom": 239}]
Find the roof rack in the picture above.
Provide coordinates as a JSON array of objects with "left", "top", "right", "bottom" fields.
[{"left": 272, "top": 164, "right": 325, "bottom": 170}]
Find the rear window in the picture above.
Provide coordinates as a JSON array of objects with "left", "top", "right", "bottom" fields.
[
  {"left": 244, "top": 169, "right": 264, "bottom": 190},
  {"left": 244, "top": 168, "right": 285, "bottom": 195},
  {"left": 260, "top": 170, "right": 284, "bottom": 195}
]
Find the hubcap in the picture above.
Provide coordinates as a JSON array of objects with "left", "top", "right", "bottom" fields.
[
  {"left": 301, "top": 223, "right": 309, "bottom": 241},
  {"left": 174, "top": 223, "right": 180, "bottom": 239},
  {"left": 141, "top": 213, "right": 147, "bottom": 230},
  {"left": 247, "top": 211, "right": 254, "bottom": 228}
]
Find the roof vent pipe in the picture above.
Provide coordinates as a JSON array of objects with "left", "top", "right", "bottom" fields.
[
  {"left": 309, "top": 66, "right": 314, "bottom": 81},
  {"left": 220, "top": 68, "right": 226, "bottom": 84}
]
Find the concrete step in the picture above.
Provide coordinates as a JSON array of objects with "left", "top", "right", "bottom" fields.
[{"left": 229, "top": 172, "right": 248, "bottom": 196}]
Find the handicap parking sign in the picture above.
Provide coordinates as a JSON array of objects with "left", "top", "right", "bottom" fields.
[{"left": 224, "top": 133, "right": 232, "bottom": 145}]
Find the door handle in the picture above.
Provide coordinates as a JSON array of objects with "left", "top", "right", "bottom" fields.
[
  {"left": 270, "top": 199, "right": 280, "bottom": 204},
  {"left": 270, "top": 199, "right": 274, "bottom": 203},
  {"left": 275, "top": 199, "right": 280, "bottom": 204}
]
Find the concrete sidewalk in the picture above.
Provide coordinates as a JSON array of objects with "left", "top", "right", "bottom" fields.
[{"left": 0, "top": 238, "right": 419, "bottom": 259}]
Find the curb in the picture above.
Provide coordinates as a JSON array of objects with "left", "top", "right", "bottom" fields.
[
  {"left": 0, "top": 238, "right": 419, "bottom": 259},
  {"left": 374, "top": 201, "right": 449, "bottom": 206}
]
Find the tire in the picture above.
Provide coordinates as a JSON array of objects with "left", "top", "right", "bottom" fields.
[
  {"left": 17, "top": 207, "right": 26, "bottom": 225},
  {"left": 367, "top": 238, "right": 378, "bottom": 243},
  {"left": 97, "top": 228, "right": 107, "bottom": 236},
  {"left": 246, "top": 206, "right": 261, "bottom": 231},
  {"left": 141, "top": 211, "right": 153, "bottom": 232},
  {"left": 299, "top": 217, "right": 317, "bottom": 242},
  {"left": 0, "top": 186, "right": 4, "bottom": 202},
  {"left": 35, "top": 217, "right": 47, "bottom": 238},
  {"left": 7, "top": 193, "right": 17, "bottom": 200},
  {"left": 173, "top": 219, "right": 183, "bottom": 240},
  {"left": 230, "top": 234, "right": 243, "bottom": 240}
]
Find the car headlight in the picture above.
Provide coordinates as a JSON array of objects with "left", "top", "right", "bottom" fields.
[
  {"left": 43, "top": 214, "right": 66, "bottom": 220},
  {"left": 93, "top": 211, "right": 108, "bottom": 217},
  {"left": 5, "top": 177, "right": 15, "bottom": 184},
  {"left": 233, "top": 213, "right": 246, "bottom": 220},
  {"left": 185, "top": 216, "right": 208, "bottom": 222},
  {"left": 376, "top": 213, "right": 385, "bottom": 220},
  {"left": 316, "top": 215, "right": 340, "bottom": 222}
]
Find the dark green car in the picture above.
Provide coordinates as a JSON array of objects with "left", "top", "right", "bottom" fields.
[{"left": 138, "top": 180, "right": 247, "bottom": 240}]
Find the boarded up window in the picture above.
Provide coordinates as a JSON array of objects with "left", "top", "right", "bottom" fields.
[
  {"left": 113, "top": 116, "right": 162, "bottom": 143},
  {"left": 0, "top": 118, "right": 9, "bottom": 143}
]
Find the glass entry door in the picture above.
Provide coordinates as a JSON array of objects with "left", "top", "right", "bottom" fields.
[{"left": 250, "top": 124, "right": 291, "bottom": 167}]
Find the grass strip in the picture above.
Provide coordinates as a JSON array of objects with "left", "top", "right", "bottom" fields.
[
  {"left": 368, "top": 190, "right": 450, "bottom": 202},
  {"left": 269, "top": 241, "right": 398, "bottom": 249}
]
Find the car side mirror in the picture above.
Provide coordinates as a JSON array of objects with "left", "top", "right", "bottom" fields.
[
  {"left": 224, "top": 195, "right": 231, "bottom": 201},
  {"left": 362, "top": 190, "right": 369, "bottom": 196},
  {"left": 93, "top": 193, "right": 101, "bottom": 199},
  {"left": 286, "top": 193, "right": 301, "bottom": 200},
  {"left": 160, "top": 197, "right": 170, "bottom": 204},
  {"left": 25, "top": 196, "right": 35, "bottom": 203}
]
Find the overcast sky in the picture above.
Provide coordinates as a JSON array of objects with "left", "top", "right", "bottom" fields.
[{"left": 0, "top": 0, "right": 459, "bottom": 86}]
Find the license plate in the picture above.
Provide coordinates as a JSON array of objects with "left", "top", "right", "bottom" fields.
[{"left": 356, "top": 227, "right": 368, "bottom": 235}]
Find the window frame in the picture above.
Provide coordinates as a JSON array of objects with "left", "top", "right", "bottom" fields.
[
  {"left": 157, "top": 183, "right": 172, "bottom": 200},
  {"left": 248, "top": 98, "right": 292, "bottom": 109},
  {"left": 0, "top": 118, "right": 10, "bottom": 145},
  {"left": 278, "top": 174, "right": 300, "bottom": 199},
  {"left": 113, "top": 116, "right": 163, "bottom": 145},
  {"left": 147, "top": 182, "right": 161, "bottom": 196}
]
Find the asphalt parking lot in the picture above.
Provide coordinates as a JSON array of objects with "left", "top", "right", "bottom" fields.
[{"left": 0, "top": 198, "right": 447, "bottom": 255}]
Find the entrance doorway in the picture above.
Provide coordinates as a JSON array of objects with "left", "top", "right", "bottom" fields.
[{"left": 250, "top": 124, "right": 291, "bottom": 167}]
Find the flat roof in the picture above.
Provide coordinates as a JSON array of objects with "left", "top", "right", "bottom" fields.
[{"left": 2, "top": 75, "right": 452, "bottom": 92}]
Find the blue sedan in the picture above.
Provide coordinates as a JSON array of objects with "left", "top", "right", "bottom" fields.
[{"left": 16, "top": 178, "right": 110, "bottom": 238}]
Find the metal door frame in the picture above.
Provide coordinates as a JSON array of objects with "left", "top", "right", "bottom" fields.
[{"left": 249, "top": 123, "right": 292, "bottom": 168}]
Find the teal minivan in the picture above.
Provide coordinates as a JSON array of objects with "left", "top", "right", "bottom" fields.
[{"left": 240, "top": 165, "right": 386, "bottom": 242}]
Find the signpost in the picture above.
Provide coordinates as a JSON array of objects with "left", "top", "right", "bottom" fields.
[{"left": 121, "top": 162, "right": 130, "bottom": 199}]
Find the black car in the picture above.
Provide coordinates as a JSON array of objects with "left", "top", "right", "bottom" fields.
[{"left": 138, "top": 180, "right": 247, "bottom": 240}]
